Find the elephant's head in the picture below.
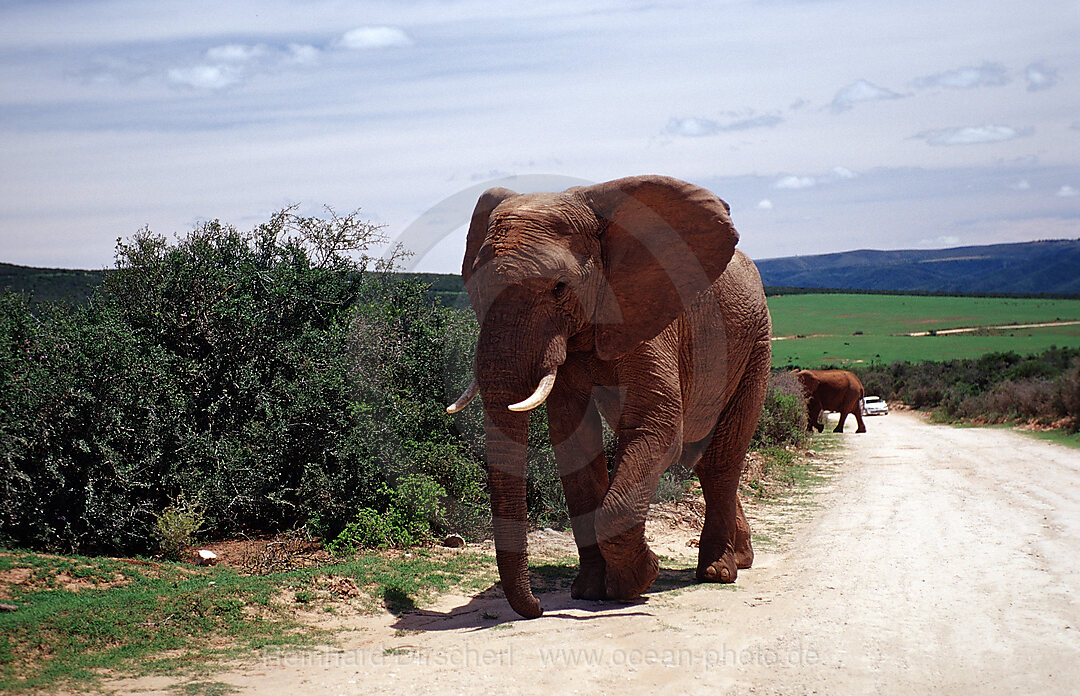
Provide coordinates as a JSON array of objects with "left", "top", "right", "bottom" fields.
[
  {"left": 447, "top": 175, "right": 739, "bottom": 618},
  {"left": 794, "top": 369, "right": 818, "bottom": 395}
]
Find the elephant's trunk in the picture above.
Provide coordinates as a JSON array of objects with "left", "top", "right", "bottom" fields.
[
  {"left": 483, "top": 405, "right": 542, "bottom": 618},
  {"left": 473, "top": 297, "right": 567, "bottom": 618}
]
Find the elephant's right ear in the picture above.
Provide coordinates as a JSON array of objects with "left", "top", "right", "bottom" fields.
[{"left": 462, "top": 187, "right": 518, "bottom": 286}]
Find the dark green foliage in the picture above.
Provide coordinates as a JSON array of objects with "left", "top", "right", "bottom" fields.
[
  {"left": 851, "top": 347, "right": 1080, "bottom": 431},
  {"left": 0, "top": 210, "right": 489, "bottom": 555},
  {"left": 752, "top": 370, "right": 809, "bottom": 449},
  {"left": 524, "top": 407, "right": 569, "bottom": 530}
]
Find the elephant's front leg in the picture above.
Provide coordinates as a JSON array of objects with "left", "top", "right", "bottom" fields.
[
  {"left": 594, "top": 387, "right": 682, "bottom": 601},
  {"left": 549, "top": 383, "right": 610, "bottom": 600}
]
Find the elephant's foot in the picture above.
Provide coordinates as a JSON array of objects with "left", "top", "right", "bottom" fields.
[
  {"left": 570, "top": 562, "right": 607, "bottom": 601},
  {"left": 604, "top": 546, "right": 659, "bottom": 600},
  {"left": 814, "top": 423, "right": 824, "bottom": 433},
  {"left": 697, "top": 530, "right": 739, "bottom": 583},
  {"left": 595, "top": 518, "right": 658, "bottom": 600},
  {"left": 696, "top": 551, "right": 737, "bottom": 583}
]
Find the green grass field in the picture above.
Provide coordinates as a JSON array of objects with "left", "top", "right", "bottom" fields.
[{"left": 768, "top": 294, "right": 1080, "bottom": 367}]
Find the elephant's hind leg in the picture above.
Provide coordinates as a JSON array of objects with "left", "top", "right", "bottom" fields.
[{"left": 695, "top": 338, "right": 770, "bottom": 583}]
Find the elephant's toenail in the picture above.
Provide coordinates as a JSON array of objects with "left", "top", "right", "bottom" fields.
[
  {"left": 704, "top": 565, "right": 717, "bottom": 580},
  {"left": 720, "top": 566, "right": 731, "bottom": 581}
]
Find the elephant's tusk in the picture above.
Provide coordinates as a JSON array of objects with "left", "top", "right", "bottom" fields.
[
  {"left": 508, "top": 368, "right": 558, "bottom": 412},
  {"left": 446, "top": 377, "right": 480, "bottom": 414}
]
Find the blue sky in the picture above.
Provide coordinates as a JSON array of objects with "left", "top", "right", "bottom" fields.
[{"left": 1, "top": 0, "right": 1078, "bottom": 272}]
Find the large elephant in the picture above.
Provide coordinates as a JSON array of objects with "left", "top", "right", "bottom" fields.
[
  {"left": 446, "top": 175, "right": 772, "bottom": 619},
  {"left": 794, "top": 369, "right": 866, "bottom": 433}
]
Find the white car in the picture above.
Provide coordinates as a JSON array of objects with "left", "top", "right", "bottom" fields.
[{"left": 860, "top": 395, "right": 889, "bottom": 416}]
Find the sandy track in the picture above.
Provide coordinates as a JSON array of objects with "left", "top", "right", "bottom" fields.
[{"left": 108, "top": 411, "right": 1080, "bottom": 695}]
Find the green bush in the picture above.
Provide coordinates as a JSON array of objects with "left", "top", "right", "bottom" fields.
[
  {"left": 0, "top": 209, "right": 488, "bottom": 555},
  {"left": 327, "top": 475, "right": 447, "bottom": 553},
  {"left": 1056, "top": 360, "right": 1080, "bottom": 431},
  {"left": 752, "top": 371, "right": 809, "bottom": 449},
  {"left": 154, "top": 493, "right": 206, "bottom": 560},
  {"left": 326, "top": 508, "right": 394, "bottom": 553},
  {"left": 850, "top": 347, "right": 1080, "bottom": 428}
]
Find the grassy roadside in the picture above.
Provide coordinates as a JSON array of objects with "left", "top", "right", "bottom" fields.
[
  {"left": 740, "top": 436, "right": 843, "bottom": 551},
  {"left": 1022, "top": 428, "right": 1080, "bottom": 449},
  {"left": 0, "top": 445, "right": 836, "bottom": 695},
  {"left": 0, "top": 547, "right": 497, "bottom": 694}
]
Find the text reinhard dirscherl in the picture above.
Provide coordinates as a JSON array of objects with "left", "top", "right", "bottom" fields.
[{"left": 262, "top": 641, "right": 819, "bottom": 670}]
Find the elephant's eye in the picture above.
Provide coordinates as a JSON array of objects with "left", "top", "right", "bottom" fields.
[{"left": 552, "top": 280, "right": 569, "bottom": 299}]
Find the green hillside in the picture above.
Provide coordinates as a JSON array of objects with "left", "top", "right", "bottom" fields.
[
  {"left": 768, "top": 293, "right": 1080, "bottom": 367},
  {"left": 0, "top": 263, "right": 106, "bottom": 304}
]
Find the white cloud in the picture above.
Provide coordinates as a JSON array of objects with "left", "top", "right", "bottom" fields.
[
  {"left": 718, "top": 114, "right": 784, "bottom": 131},
  {"left": 167, "top": 64, "right": 241, "bottom": 90},
  {"left": 913, "top": 63, "right": 1008, "bottom": 90},
  {"left": 166, "top": 42, "right": 323, "bottom": 91},
  {"left": 284, "top": 43, "right": 320, "bottom": 66},
  {"left": 829, "top": 80, "right": 903, "bottom": 112},
  {"left": 757, "top": 199, "right": 774, "bottom": 210},
  {"left": 1025, "top": 62, "right": 1060, "bottom": 91},
  {"left": 666, "top": 113, "right": 783, "bottom": 137},
  {"left": 666, "top": 117, "right": 720, "bottom": 137},
  {"left": 830, "top": 166, "right": 857, "bottom": 180},
  {"left": 337, "top": 26, "right": 412, "bottom": 50},
  {"left": 1057, "top": 185, "right": 1079, "bottom": 197},
  {"left": 775, "top": 175, "right": 816, "bottom": 189},
  {"left": 1011, "top": 179, "right": 1031, "bottom": 191},
  {"left": 205, "top": 43, "right": 267, "bottom": 63},
  {"left": 919, "top": 125, "right": 1030, "bottom": 146},
  {"left": 918, "top": 235, "right": 961, "bottom": 247}
]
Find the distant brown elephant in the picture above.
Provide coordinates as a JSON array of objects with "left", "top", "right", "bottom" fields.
[
  {"left": 446, "top": 175, "right": 772, "bottom": 619},
  {"left": 795, "top": 369, "right": 866, "bottom": 433}
]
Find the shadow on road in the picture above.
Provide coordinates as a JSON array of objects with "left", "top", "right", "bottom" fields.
[{"left": 390, "top": 564, "right": 703, "bottom": 633}]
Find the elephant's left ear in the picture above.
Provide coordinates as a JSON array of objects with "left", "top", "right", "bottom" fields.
[{"left": 579, "top": 175, "right": 739, "bottom": 361}]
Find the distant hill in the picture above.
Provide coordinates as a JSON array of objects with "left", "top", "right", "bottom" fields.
[
  {"left": 0, "top": 262, "right": 106, "bottom": 304},
  {"left": 755, "top": 239, "right": 1080, "bottom": 296},
  {"left": 5, "top": 239, "right": 1080, "bottom": 305}
]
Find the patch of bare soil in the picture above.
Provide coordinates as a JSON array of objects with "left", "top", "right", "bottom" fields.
[
  {"left": 194, "top": 530, "right": 333, "bottom": 575},
  {"left": 0, "top": 566, "right": 34, "bottom": 600},
  {"left": 0, "top": 554, "right": 133, "bottom": 599}
]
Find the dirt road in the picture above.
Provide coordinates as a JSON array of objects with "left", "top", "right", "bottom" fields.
[{"left": 114, "top": 411, "right": 1080, "bottom": 695}]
